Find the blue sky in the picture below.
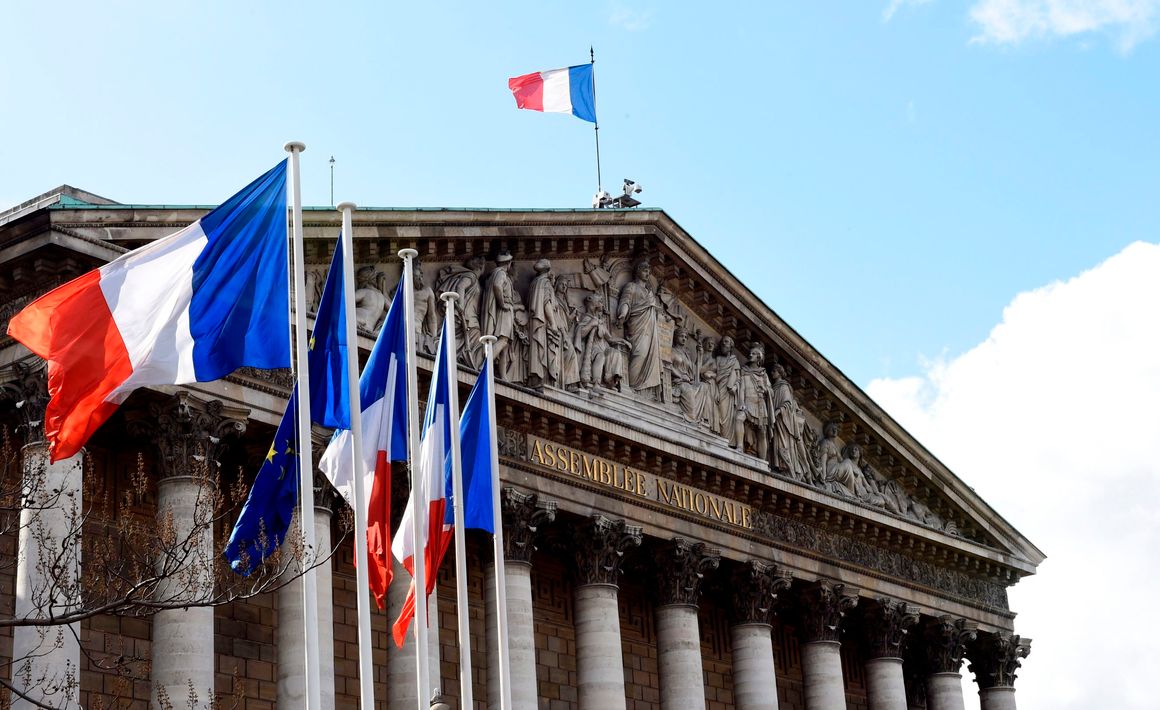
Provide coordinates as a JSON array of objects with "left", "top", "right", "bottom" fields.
[
  {"left": 2, "top": 1, "right": 1156, "bottom": 387},
  {"left": 4, "top": 3, "right": 1159, "bottom": 708}
]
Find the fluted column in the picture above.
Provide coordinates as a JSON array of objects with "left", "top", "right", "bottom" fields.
[
  {"left": 3, "top": 363, "right": 81, "bottom": 708},
  {"left": 861, "top": 598, "right": 920, "bottom": 710},
  {"left": 486, "top": 489, "right": 557, "bottom": 710},
  {"left": 654, "top": 538, "right": 719, "bottom": 710},
  {"left": 572, "top": 515, "right": 642, "bottom": 710},
  {"left": 729, "top": 560, "right": 793, "bottom": 710},
  {"left": 279, "top": 471, "right": 338, "bottom": 708},
  {"left": 796, "top": 579, "right": 859, "bottom": 710},
  {"left": 131, "top": 392, "right": 246, "bottom": 708},
  {"left": 967, "top": 632, "right": 1031, "bottom": 710},
  {"left": 916, "top": 615, "right": 978, "bottom": 710}
]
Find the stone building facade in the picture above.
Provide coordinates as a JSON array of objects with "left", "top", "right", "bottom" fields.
[{"left": 0, "top": 187, "right": 1042, "bottom": 710}]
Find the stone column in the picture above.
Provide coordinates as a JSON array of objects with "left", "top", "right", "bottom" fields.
[
  {"left": 278, "top": 471, "right": 339, "bottom": 708},
  {"left": 654, "top": 538, "right": 720, "bottom": 710},
  {"left": 728, "top": 560, "right": 793, "bottom": 710},
  {"left": 572, "top": 515, "right": 642, "bottom": 710},
  {"left": 795, "top": 579, "right": 859, "bottom": 710},
  {"left": 485, "top": 489, "right": 557, "bottom": 710},
  {"left": 966, "top": 632, "right": 1031, "bottom": 710},
  {"left": 916, "top": 615, "right": 978, "bottom": 710},
  {"left": 3, "top": 363, "right": 81, "bottom": 708},
  {"left": 132, "top": 392, "right": 246, "bottom": 708},
  {"left": 861, "top": 598, "right": 920, "bottom": 710}
]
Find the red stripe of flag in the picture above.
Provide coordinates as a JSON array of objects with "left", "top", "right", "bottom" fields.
[{"left": 507, "top": 71, "right": 545, "bottom": 112}]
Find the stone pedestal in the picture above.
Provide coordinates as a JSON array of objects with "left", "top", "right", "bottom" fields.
[
  {"left": 925, "top": 673, "right": 966, "bottom": 710},
  {"left": 730, "top": 623, "right": 778, "bottom": 710},
  {"left": 979, "top": 686, "right": 1017, "bottom": 710},
  {"left": 865, "top": 657, "right": 907, "bottom": 710},
  {"left": 575, "top": 583, "right": 627, "bottom": 710},
  {"left": 802, "top": 640, "right": 847, "bottom": 710},
  {"left": 278, "top": 504, "right": 336, "bottom": 708},
  {"left": 12, "top": 443, "right": 82, "bottom": 709}
]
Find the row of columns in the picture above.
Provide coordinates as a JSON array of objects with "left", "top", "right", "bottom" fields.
[{"left": 2, "top": 370, "right": 1031, "bottom": 710}]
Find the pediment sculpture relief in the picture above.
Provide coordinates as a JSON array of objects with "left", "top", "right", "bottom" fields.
[{"left": 337, "top": 251, "right": 958, "bottom": 536}]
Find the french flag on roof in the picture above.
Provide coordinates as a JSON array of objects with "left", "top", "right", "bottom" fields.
[
  {"left": 7, "top": 162, "right": 290, "bottom": 462},
  {"left": 508, "top": 64, "right": 596, "bottom": 123}
]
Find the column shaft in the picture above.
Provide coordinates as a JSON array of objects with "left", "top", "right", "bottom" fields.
[
  {"left": 801, "top": 640, "right": 847, "bottom": 710},
  {"left": 486, "top": 561, "right": 538, "bottom": 710},
  {"left": 278, "top": 508, "right": 336, "bottom": 708},
  {"left": 656, "top": 604, "right": 706, "bottom": 710},
  {"left": 151, "top": 476, "right": 215, "bottom": 707},
  {"left": 865, "top": 657, "right": 907, "bottom": 710},
  {"left": 925, "top": 673, "right": 966, "bottom": 710},
  {"left": 387, "top": 556, "right": 440, "bottom": 709},
  {"left": 730, "top": 623, "right": 779, "bottom": 710},
  {"left": 575, "top": 583, "right": 626, "bottom": 710},
  {"left": 979, "top": 686, "right": 1017, "bottom": 710},
  {"left": 12, "top": 446, "right": 81, "bottom": 708}
]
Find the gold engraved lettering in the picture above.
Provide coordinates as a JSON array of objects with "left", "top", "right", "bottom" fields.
[
  {"left": 598, "top": 459, "right": 612, "bottom": 484},
  {"left": 709, "top": 496, "right": 722, "bottom": 520},
  {"left": 583, "top": 455, "right": 598, "bottom": 481},
  {"left": 693, "top": 492, "right": 708, "bottom": 515},
  {"left": 657, "top": 479, "right": 674, "bottom": 505},
  {"left": 741, "top": 507, "right": 752, "bottom": 529},
  {"left": 530, "top": 438, "right": 545, "bottom": 466},
  {"left": 636, "top": 471, "right": 647, "bottom": 496}
]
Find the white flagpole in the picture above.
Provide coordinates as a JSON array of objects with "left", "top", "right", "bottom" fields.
[
  {"left": 399, "top": 248, "right": 432, "bottom": 709},
  {"left": 481, "top": 335, "right": 513, "bottom": 710},
  {"left": 440, "top": 294, "right": 474, "bottom": 709},
  {"left": 284, "top": 141, "right": 322, "bottom": 710},
  {"left": 337, "top": 203, "right": 376, "bottom": 710}
]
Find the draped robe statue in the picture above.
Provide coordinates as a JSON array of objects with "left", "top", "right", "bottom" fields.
[
  {"left": 615, "top": 260, "right": 662, "bottom": 392},
  {"left": 769, "top": 364, "right": 812, "bottom": 479},
  {"left": 669, "top": 328, "right": 713, "bottom": 427},
  {"left": 736, "top": 343, "right": 775, "bottom": 458},
  {"left": 712, "top": 336, "right": 741, "bottom": 445},
  {"left": 526, "top": 260, "right": 557, "bottom": 388},
  {"left": 435, "top": 255, "right": 486, "bottom": 368}
]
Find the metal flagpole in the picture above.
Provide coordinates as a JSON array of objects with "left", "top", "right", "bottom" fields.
[
  {"left": 283, "top": 141, "right": 322, "bottom": 710},
  {"left": 337, "top": 203, "right": 376, "bottom": 710},
  {"left": 399, "top": 248, "right": 432, "bottom": 710},
  {"left": 440, "top": 294, "right": 474, "bottom": 709},
  {"left": 591, "top": 47, "right": 602, "bottom": 195},
  {"left": 481, "top": 335, "right": 513, "bottom": 710}
]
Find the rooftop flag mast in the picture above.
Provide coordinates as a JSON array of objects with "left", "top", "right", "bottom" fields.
[{"left": 591, "top": 47, "right": 602, "bottom": 198}]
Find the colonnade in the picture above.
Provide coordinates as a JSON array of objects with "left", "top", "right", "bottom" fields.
[{"left": 2, "top": 377, "right": 1031, "bottom": 710}]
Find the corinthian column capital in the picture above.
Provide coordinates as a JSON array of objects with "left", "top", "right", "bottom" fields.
[
  {"left": 655, "top": 537, "right": 720, "bottom": 607},
  {"left": 502, "top": 488, "right": 557, "bottom": 564},
  {"left": 0, "top": 361, "right": 49, "bottom": 444},
  {"left": 861, "top": 597, "right": 920, "bottom": 659},
  {"left": 967, "top": 631, "right": 1031, "bottom": 690},
  {"left": 796, "top": 579, "right": 859, "bottom": 643},
  {"left": 918, "top": 614, "right": 978, "bottom": 674},
  {"left": 730, "top": 559, "right": 793, "bottom": 625},
  {"left": 573, "top": 514, "right": 642, "bottom": 586},
  {"left": 128, "top": 391, "right": 247, "bottom": 479}
]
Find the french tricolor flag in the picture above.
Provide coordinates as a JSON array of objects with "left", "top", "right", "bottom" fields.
[
  {"left": 7, "top": 162, "right": 290, "bottom": 462},
  {"left": 508, "top": 64, "right": 597, "bottom": 123}
]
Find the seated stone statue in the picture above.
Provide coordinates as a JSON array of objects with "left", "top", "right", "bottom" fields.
[
  {"left": 575, "top": 294, "right": 626, "bottom": 390},
  {"left": 669, "top": 327, "right": 714, "bottom": 427},
  {"left": 827, "top": 444, "right": 884, "bottom": 506}
]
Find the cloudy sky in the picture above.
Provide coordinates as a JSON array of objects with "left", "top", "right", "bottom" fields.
[{"left": 2, "top": 1, "right": 1157, "bottom": 707}]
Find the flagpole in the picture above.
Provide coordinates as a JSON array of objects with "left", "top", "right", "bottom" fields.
[
  {"left": 337, "top": 203, "right": 376, "bottom": 710},
  {"left": 590, "top": 46, "right": 602, "bottom": 195},
  {"left": 481, "top": 335, "right": 513, "bottom": 710},
  {"left": 440, "top": 294, "right": 474, "bottom": 709},
  {"left": 284, "top": 141, "right": 322, "bottom": 710},
  {"left": 399, "top": 248, "right": 432, "bottom": 709}
]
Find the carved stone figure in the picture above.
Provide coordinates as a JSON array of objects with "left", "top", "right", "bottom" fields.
[
  {"left": 354, "top": 265, "right": 388, "bottom": 333},
  {"left": 866, "top": 465, "right": 909, "bottom": 516},
  {"left": 668, "top": 327, "right": 714, "bottom": 427},
  {"left": 814, "top": 421, "right": 843, "bottom": 486},
  {"left": 769, "top": 364, "right": 813, "bottom": 480},
  {"left": 526, "top": 259, "right": 557, "bottom": 389},
  {"left": 710, "top": 336, "right": 741, "bottom": 444},
  {"left": 615, "top": 259, "right": 663, "bottom": 394},
  {"left": 482, "top": 253, "right": 524, "bottom": 381},
  {"left": 435, "top": 255, "right": 487, "bottom": 368},
  {"left": 551, "top": 275, "right": 581, "bottom": 390},
  {"left": 736, "top": 342, "right": 776, "bottom": 457},
  {"left": 411, "top": 266, "right": 440, "bottom": 355},
  {"left": 304, "top": 267, "right": 325, "bottom": 315},
  {"left": 698, "top": 335, "right": 722, "bottom": 434},
  {"left": 828, "top": 444, "right": 884, "bottom": 505},
  {"left": 575, "top": 294, "right": 626, "bottom": 390}
]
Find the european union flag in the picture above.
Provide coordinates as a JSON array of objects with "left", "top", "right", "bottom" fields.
[
  {"left": 224, "top": 389, "right": 301, "bottom": 574},
  {"left": 224, "top": 238, "right": 351, "bottom": 574}
]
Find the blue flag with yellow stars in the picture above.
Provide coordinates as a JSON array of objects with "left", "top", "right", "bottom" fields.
[
  {"left": 224, "top": 237, "right": 351, "bottom": 574},
  {"left": 224, "top": 388, "right": 301, "bottom": 574}
]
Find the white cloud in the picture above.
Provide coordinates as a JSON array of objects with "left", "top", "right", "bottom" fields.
[
  {"left": 969, "top": 0, "right": 1160, "bottom": 51},
  {"left": 866, "top": 241, "right": 1160, "bottom": 710},
  {"left": 884, "top": 0, "right": 933, "bottom": 22},
  {"left": 608, "top": 2, "right": 654, "bottom": 32}
]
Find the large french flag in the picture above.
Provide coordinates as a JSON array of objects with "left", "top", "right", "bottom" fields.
[
  {"left": 318, "top": 266, "right": 409, "bottom": 607},
  {"left": 7, "top": 162, "right": 290, "bottom": 462},
  {"left": 391, "top": 316, "right": 456, "bottom": 647},
  {"left": 507, "top": 64, "right": 596, "bottom": 123}
]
